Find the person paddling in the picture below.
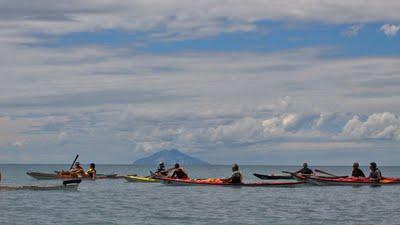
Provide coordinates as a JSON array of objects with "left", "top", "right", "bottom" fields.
[
  {"left": 296, "top": 163, "right": 314, "bottom": 175},
  {"left": 351, "top": 162, "right": 365, "bottom": 177},
  {"left": 221, "top": 163, "right": 243, "bottom": 184},
  {"left": 69, "top": 162, "right": 85, "bottom": 177},
  {"left": 86, "top": 163, "right": 97, "bottom": 179},
  {"left": 368, "top": 162, "right": 382, "bottom": 181},
  {"left": 155, "top": 162, "right": 169, "bottom": 176},
  {"left": 170, "top": 163, "right": 189, "bottom": 180}
]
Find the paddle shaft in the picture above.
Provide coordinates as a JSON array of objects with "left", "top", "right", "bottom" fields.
[
  {"left": 69, "top": 154, "right": 79, "bottom": 170},
  {"left": 315, "top": 168, "right": 339, "bottom": 177}
]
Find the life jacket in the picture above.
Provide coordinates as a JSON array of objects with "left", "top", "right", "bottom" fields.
[
  {"left": 87, "top": 168, "right": 96, "bottom": 178},
  {"left": 369, "top": 169, "right": 382, "bottom": 179}
]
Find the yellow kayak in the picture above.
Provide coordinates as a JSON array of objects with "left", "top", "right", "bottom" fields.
[{"left": 124, "top": 175, "right": 159, "bottom": 183}]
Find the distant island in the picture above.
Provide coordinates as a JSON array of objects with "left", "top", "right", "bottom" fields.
[{"left": 134, "top": 149, "right": 210, "bottom": 166}]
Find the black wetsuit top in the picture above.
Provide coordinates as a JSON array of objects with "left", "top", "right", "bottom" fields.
[
  {"left": 297, "top": 168, "right": 313, "bottom": 175},
  {"left": 352, "top": 168, "right": 365, "bottom": 177},
  {"left": 172, "top": 168, "right": 188, "bottom": 179},
  {"left": 230, "top": 171, "right": 243, "bottom": 184}
]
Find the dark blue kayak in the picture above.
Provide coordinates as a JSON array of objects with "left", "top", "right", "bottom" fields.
[{"left": 253, "top": 173, "right": 293, "bottom": 180}]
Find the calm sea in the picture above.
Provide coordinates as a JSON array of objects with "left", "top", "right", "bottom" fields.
[{"left": 1, "top": 164, "right": 400, "bottom": 225}]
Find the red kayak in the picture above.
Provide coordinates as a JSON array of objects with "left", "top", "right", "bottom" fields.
[
  {"left": 159, "top": 177, "right": 304, "bottom": 187},
  {"left": 306, "top": 176, "right": 400, "bottom": 186}
]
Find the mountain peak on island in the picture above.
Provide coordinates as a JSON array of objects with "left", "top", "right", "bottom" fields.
[{"left": 134, "top": 149, "right": 210, "bottom": 166}]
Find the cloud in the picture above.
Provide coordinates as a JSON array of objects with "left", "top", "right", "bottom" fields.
[
  {"left": 262, "top": 113, "right": 301, "bottom": 135},
  {"left": 0, "top": 116, "right": 45, "bottom": 147},
  {"left": 380, "top": 24, "right": 400, "bottom": 36},
  {"left": 1, "top": 42, "right": 400, "bottom": 162},
  {"left": 118, "top": 110, "right": 400, "bottom": 157},
  {"left": 342, "top": 24, "right": 364, "bottom": 37},
  {"left": 11, "top": 140, "right": 25, "bottom": 148},
  {"left": 1, "top": 1, "right": 400, "bottom": 44},
  {"left": 341, "top": 112, "right": 400, "bottom": 140}
]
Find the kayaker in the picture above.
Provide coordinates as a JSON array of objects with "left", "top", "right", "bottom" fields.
[
  {"left": 221, "top": 163, "right": 243, "bottom": 184},
  {"left": 351, "top": 162, "right": 365, "bottom": 177},
  {"left": 70, "top": 162, "right": 85, "bottom": 176},
  {"left": 170, "top": 163, "right": 189, "bottom": 180},
  {"left": 296, "top": 163, "right": 314, "bottom": 175},
  {"left": 155, "top": 162, "right": 168, "bottom": 176},
  {"left": 86, "top": 163, "right": 96, "bottom": 179},
  {"left": 368, "top": 162, "right": 382, "bottom": 181}
]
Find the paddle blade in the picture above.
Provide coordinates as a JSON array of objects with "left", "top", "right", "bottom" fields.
[{"left": 63, "top": 179, "right": 82, "bottom": 186}]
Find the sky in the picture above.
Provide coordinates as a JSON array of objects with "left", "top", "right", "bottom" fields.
[{"left": 1, "top": 1, "right": 400, "bottom": 165}]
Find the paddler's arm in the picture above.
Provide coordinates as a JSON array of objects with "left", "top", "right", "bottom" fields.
[{"left": 170, "top": 170, "right": 177, "bottom": 178}]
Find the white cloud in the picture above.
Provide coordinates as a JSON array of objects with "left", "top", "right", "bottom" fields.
[
  {"left": 1, "top": 42, "right": 400, "bottom": 161},
  {"left": 11, "top": 140, "right": 25, "bottom": 148},
  {"left": 342, "top": 24, "right": 364, "bottom": 37},
  {"left": 341, "top": 112, "right": 400, "bottom": 140},
  {"left": 380, "top": 24, "right": 400, "bottom": 36},
  {"left": 0, "top": 116, "right": 45, "bottom": 147},
  {"left": 1, "top": 1, "right": 400, "bottom": 44},
  {"left": 262, "top": 113, "right": 301, "bottom": 135}
]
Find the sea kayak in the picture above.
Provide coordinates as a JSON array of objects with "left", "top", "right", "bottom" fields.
[
  {"left": 124, "top": 175, "right": 158, "bottom": 183},
  {"left": 253, "top": 173, "right": 293, "bottom": 180},
  {"left": 305, "top": 176, "right": 400, "bottom": 186},
  {"left": 27, "top": 171, "right": 122, "bottom": 180},
  {"left": 159, "top": 177, "right": 304, "bottom": 187},
  {"left": 0, "top": 179, "right": 81, "bottom": 191}
]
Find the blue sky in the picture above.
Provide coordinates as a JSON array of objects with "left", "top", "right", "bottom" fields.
[
  {"left": 43, "top": 22, "right": 399, "bottom": 56},
  {"left": 1, "top": 1, "right": 400, "bottom": 165}
]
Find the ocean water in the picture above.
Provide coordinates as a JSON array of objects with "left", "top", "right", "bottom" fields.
[{"left": 1, "top": 164, "right": 400, "bottom": 225}]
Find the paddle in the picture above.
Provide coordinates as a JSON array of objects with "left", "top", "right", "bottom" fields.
[
  {"left": 314, "top": 168, "right": 339, "bottom": 177},
  {"left": 281, "top": 171, "right": 295, "bottom": 175},
  {"left": 281, "top": 170, "right": 313, "bottom": 180},
  {"left": 69, "top": 154, "right": 79, "bottom": 170},
  {"left": 63, "top": 179, "right": 82, "bottom": 186}
]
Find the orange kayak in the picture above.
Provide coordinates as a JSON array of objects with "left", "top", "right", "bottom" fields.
[{"left": 159, "top": 177, "right": 304, "bottom": 187}]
